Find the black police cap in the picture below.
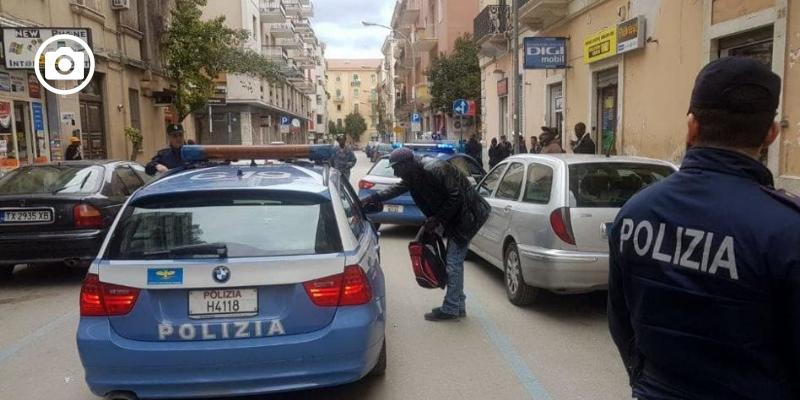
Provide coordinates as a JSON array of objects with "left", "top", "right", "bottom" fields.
[
  {"left": 690, "top": 56, "right": 781, "bottom": 114},
  {"left": 167, "top": 124, "right": 184, "bottom": 136}
]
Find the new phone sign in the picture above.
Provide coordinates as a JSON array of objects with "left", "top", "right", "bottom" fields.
[{"left": 524, "top": 37, "right": 567, "bottom": 69}]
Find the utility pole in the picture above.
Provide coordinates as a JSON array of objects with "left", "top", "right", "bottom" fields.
[{"left": 511, "top": 0, "right": 521, "bottom": 154}]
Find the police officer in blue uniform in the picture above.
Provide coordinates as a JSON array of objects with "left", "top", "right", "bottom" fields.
[
  {"left": 146, "top": 124, "right": 185, "bottom": 176},
  {"left": 608, "top": 57, "right": 800, "bottom": 399}
]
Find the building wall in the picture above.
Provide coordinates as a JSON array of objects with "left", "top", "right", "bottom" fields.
[
  {"left": 325, "top": 60, "right": 382, "bottom": 147},
  {"left": 781, "top": 0, "right": 800, "bottom": 189},
  {"left": 0, "top": 0, "right": 189, "bottom": 167},
  {"left": 441, "top": 0, "right": 480, "bottom": 53}
]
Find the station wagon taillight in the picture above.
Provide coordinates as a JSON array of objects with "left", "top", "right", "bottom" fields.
[
  {"left": 73, "top": 204, "right": 104, "bottom": 229},
  {"left": 358, "top": 180, "right": 375, "bottom": 190},
  {"left": 550, "top": 207, "right": 576, "bottom": 245},
  {"left": 80, "top": 274, "right": 140, "bottom": 316},
  {"left": 304, "top": 265, "right": 372, "bottom": 307}
]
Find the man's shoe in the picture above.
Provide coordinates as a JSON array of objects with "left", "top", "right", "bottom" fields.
[{"left": 425, "top": 307, "right": 460, "bottom": 321}]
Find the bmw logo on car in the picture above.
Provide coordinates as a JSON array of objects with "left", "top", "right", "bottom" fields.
[{"left": 212, "top": 266, "right": 231, "bottom": 283}]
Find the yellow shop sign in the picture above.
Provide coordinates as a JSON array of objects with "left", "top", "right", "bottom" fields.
[{"left": 583, "top": 26, "right": 617, "bottom": 64}]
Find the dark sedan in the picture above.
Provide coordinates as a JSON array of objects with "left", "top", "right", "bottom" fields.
[{"left": 0, "top": 161, "right": 151, "bottom": 278}]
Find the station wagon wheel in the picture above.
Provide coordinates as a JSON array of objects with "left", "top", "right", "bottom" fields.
[
  {"left": 0, "top": 265, "right": 13, "bottom": 280},
  {"left": 504, "top": 242, "right": 539, "bottom": 306}
]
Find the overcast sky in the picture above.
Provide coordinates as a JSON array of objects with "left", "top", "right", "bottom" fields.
[{"left": 313, "top": 0, "right": 394, "bottom": 59}]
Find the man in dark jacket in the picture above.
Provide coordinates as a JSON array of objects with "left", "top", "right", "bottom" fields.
[
  {"left": 363, "top": 148, "right": 491, "bottom": 321},
  {"left": 330, "top": 135, "right": 357, "bottom": 180},
  {"left": 465, "top": 135, "right": 482, "bottom": 164},
  {"left": 608, "top": 57, "right": 799, "bottom": 400},
  {"left": 570, "top": 123, "right": 596, "bottom": 154},
  {"left": 64, "top": 136, "right": 82, "bottom": 160},
  {"left": 146, "top": 124, "right": 185, "bottom": 176}
]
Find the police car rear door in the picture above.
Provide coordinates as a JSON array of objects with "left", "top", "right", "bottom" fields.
[{"left": 96, "top": 189, "right": 347, "bottom": 342}]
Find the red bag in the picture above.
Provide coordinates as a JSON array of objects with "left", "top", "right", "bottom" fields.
[{"left": 408, "top": 226, "right": 448, "bottom": 289}]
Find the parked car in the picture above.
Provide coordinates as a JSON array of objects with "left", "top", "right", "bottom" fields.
[
  {"left": 0, "top": 161, "right": 151, "bottom": 278},
  {"left": 358, "top": 151, "right": 486, "bottom": 228},
  {"left": 469, "top": 154, "right": 677, "bottom": 305},
  {"left": 77, "top": 146, "right": 386, "bottom": 399}
]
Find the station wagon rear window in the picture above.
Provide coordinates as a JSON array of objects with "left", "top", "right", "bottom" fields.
[
  {"left": 107, "top": 191, "right": 342, "bottom": 259},
  {"left": 0, "top": 165, "right": 103, "bottom": 195},
  {"left": 569, "top": 163, "right": 674, "bottom": 208},
  {"left": 368, "top": 158, "right": 396, "bottom": 178}
]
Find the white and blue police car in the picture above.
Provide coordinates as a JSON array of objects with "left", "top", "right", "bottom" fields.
[{"left": 76, "top": 145, "right": 386, "bottom": 400}]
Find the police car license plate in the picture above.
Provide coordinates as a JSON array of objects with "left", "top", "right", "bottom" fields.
[
  {"left": 0, "top": 209, "right": 53, "bottom": 224},
  {"left": 188, "top": 288, "right": 258, "bottom": 317},
  {"left": 384, "top": 205, "right": 403, "bottom": 213}
]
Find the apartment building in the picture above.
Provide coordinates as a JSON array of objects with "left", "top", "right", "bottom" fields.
[
  {"left": 0, "top": 0, "right": 182, "bottom": 168},
  {"left": 325, "top": 59, "right": 382, "bottom": 147},
  {"left": 475, "top": 0, "right": 800, "bottom": 191},
  {"left": 390, "top": 0, "right": 480, "bottom": 140},
  {"left": 198, "top": 0, "right": 321, "bottom": 145},
  {"left": 379, "top": 37, "right": 398, "bottom": 141}
]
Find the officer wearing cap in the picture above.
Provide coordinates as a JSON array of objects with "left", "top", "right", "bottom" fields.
[
  {"left": 146, "top": 124, "right": 186, "bottom": 176},
  {"left": 362, "top": 147, "right": 490, "bottom": 321},
  {"left": 608, "top": 57, "right": 800, "bottom": 399}
]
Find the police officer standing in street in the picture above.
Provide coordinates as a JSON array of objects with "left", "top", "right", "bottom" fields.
[
  {"left": 608, "top": 57, "right": 799, "bottom": 399},
  {"left": 362, "top": 148, "right": 490, "bottom": 321},
  {"left": 146, "top": 124, "right": 186, "bottom": 176}
]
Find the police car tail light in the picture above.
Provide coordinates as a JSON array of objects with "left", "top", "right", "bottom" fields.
[
  {"left": 80, "top": 274, "right": 140, "bottom": 317},
  {"left": 73, "top": 204, "right": 104, "bottom": 229},
  {"left": 550, "top": 207, "right": 576, "bottom": 245},
  {"left": 339, "top": 265, "right": 372, "bottom": 306},
  {"left": 303, "top": 265, "right": 372, "bottom": 307},
  {"left": 359, "top": 180, "right": 375, "bottom": 190}
]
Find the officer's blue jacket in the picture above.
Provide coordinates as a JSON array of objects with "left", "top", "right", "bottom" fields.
[
  {"left": 608, "top": 147, "right": 800, "bottom": 400},
  {"left": 145, "top": 146, "right": 184, "bottom": 176}
]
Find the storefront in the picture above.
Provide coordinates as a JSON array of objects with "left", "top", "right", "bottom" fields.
[{"left": 0, "top": 68, "right": 51, "bottom": 171}]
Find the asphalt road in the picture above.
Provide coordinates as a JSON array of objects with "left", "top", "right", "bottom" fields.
[{"left": 0, "top": 152, "right": 630, "bottom": 400}]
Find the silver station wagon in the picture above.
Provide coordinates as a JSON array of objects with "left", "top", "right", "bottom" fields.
[{"left": 469, "top": 154, "right": 677, "bottom": 305}]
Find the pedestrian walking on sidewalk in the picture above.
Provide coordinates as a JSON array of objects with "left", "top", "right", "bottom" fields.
[
  {"left": 607, "top": 56, "right": 800, "bottom": 400},
  {"left": 361, "top": 148, "right": 490, "bottom": 321}
]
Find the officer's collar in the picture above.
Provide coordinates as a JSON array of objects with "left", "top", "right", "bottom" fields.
[{"left": 681, "top": 147, "right": 774, "bottom": 187}]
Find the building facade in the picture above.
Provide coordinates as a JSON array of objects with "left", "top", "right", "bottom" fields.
[
  {"left": 390, "top": 0, "right": 480, "bottom": 140},
  {"left": 198, "top": 0, "right": 321, "bottom": 145},
  {"left": 325, "top": 59, "right": 382, "bottom": 147},
  {"left": 310, "top": 43, "right": 329, "bottom": 142},
  {"left": 476, "top": 0, "right": 800, "bottom": 191},
  {"left": 378, "top": 37, "right": 398, "bottom": 142},
  {"left": 0, "top": 0, "right": 184, "bottom": 169}
]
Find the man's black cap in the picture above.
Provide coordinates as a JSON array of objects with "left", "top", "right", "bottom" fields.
[
  {"left": 388, "top": 147, "right": 414, "bottom": 167},
  {"left": 167, "top": 124, "right": 184, "bottom": 136},
  {"left": 690, "top": 57, "right": 781, "bottom": 114}
]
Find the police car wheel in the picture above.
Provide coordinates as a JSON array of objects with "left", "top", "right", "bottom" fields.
[
  {"left": 504, "top": 242, "right": 538, "bottom": 306},
  {"left": 368, "top": 339, "right": 387, "bottom": 377},
  {"left": 0, "top": 265, "right": 13, "bottom": 280}
]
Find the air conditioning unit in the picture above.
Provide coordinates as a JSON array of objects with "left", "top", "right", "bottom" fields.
[{"left": 111, "top": 0, "right": 130, "bottom": 10}]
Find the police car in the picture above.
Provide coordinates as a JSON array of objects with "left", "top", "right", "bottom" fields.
[
  {"left": 76, "top": 145, "right": 386, "bottom": 400},
  {"left": 358, "top": 142, "right": 485, "bottom": 228}
]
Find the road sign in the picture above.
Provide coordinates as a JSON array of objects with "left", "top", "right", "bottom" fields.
[
  {"left": 453, "top": 99, "right": 469, "bottom": 116},
  {"left": 280, "top": 116, "right": 290, "bottom": 134},
  {"left": 411, "top": 113, "right": 421, "bottom": 132},
  {"left": 280, "top": 116, "right": 290, "bottom": 125}
]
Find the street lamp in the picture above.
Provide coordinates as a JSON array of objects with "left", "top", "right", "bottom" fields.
[{"left": 362, "top": 20, "right": 418, "bottom": 139}]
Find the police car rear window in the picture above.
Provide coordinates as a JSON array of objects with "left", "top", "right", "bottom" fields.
[
  {"left": 368, "top": 159, "right": 396, "bottom": 178},
  {"left": 106, "top": 191, "right": 342, "bottom": 259},
  {"left": 569, "top": 163, "right": 674, "bottom": 208}
]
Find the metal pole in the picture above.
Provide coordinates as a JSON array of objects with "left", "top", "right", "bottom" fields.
[{"left": 511, "top": 0, "right": 520, "bottom": 154}]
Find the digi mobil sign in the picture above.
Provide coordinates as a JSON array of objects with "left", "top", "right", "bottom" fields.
[{"left": 523, "top": 37, "right": 567, "bottom": 69}]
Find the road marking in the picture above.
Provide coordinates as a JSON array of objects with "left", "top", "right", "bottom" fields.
[
  {"left": 471, "top": 299, "right": 552, "bottom": 400},
  {"left": 0, "top": 312, "right": 76, "bottom": 365}
]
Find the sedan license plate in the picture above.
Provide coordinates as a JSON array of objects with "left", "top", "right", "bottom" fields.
[
  {"left": 384, "top": 204, "right": 404, "bottom": 213},
  {"left": 0, "top": 209, "right": 53, "bottom": 224},
  {"left": 189, "top": 288, "right": 258, "bottom": 317}
]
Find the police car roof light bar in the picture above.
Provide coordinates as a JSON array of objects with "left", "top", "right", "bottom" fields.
[{"left": 181, "top": 145, "right": 335, "bottom": 163}]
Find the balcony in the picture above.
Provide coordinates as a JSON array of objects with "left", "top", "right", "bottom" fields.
[
  {"left": 259, "top": 0, "right": 285, "bottom": 23},
  {"left": 269, "top": 22, "right": 295, "bottom": 38},
  {"left": 275, "top": 36, "right": 302, "bottom": 49},
  {"left": 284, "top": 0, "right": 313, "bottom": 18},
  {"left": 293, "top": 18, "right": 312, "bottom": 34},
  {"left": 262, "top": 45, "right": 288, "bottom": 64},
  {"left": 474, "top": 5, "right": 510, "bottom": 58},
  {"left": 412, "top": 26, "right": 438, "bottom": 53},
  {"left": 293, "top": 79, "right": 315, "bottom": 94},
  {"left": 518, "top": 0, "right": 569, "bottom": 31},
  {"left": 333, "top": 94, "right": 344, "bottom": 103},
  {"left": 300, "top": 4, "right": 313, "bottom": 18}
]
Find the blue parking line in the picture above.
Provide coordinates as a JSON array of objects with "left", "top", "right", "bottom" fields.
[
  {"left": 471, "top": 299, "right": 552, "bottom": 400},
  {"left": 0, "top": 312, "right": 76, "bottom": 365}
]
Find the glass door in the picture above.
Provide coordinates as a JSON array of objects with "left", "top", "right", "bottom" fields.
[{"left": 13, "top": 101, "right": 32, "bottom": 165}]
